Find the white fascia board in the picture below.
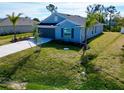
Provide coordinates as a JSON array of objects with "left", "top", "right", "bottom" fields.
[
  {"left": 37, "top": 25, "right": 57, "bottom": 28},
  {"left": 76, "top": 25, "right": 85, "bottom": 28},
  {"left": 56, "top": 20, "right": 65, "bottom": 26},
  {"left": 56, "top": 19, "right": 79, "bottom": 26}
]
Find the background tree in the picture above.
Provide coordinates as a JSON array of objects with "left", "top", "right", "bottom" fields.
[
  {"left": 33, "top": 18, "right": 40, "bottom": 22},
  {"left": 105, "top": 5, "right": 120, "bottom": 31},
  {"left": 25, "top": 16, "right": 30, "bottom": 19},
  {"left": 87, "top": 4, "right": 120, "bottom": 32},
  {"left": 86, "top": 4, "right": 105, "bottom": 23},
  {"left": 116, "top": 17, "right": 124, "bottom": 27},
  {"left": 111, "top": 16, "right": 123, "bottom": 32},
  {"left": 46, "top": 4, "right": 57, "bottom": 13},
  {"left": 7, "top": 12, "right": 22, "bottom": 42}
]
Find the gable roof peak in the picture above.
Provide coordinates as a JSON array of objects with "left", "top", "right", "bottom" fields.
[{"left": 56, "top": 12, "right": 86, "bottom": 26}]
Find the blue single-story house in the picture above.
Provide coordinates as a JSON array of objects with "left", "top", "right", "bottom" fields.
[{"left": 38, "top": 12, "right": 103, "bottom": 43}]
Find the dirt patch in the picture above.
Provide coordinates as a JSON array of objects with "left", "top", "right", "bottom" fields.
[{"left": 6, "top": 81, "right": 27, "bottom": 90}]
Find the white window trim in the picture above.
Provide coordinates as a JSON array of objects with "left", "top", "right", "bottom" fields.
[{"left": 63, "top": 28, "right": 72, "bottom": 38}]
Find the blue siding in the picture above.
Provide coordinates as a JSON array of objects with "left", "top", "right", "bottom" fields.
[
  {"left": 86, "top": 24, "right": 103, "bottom": 39},
  {"left": 96, "top": 24, "right": 103, "bottom": 34},
  {"left": 80, "top": 27, "right": 85, "bottom": 42},
  {"left": 55, "top": 22, "right": 103, "bottom": 43},
  {"left": 80, "top": 24, "right": 103, "bottom": 43},
  {"left": 55, "top": 20, "right": 81, "bottom": 43},
  {"left": 42, "top": 13, "right": 65, "bottom": 23}
]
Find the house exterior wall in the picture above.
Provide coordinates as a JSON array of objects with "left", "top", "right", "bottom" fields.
[
  {"left": 80, "top": 27, "right": 85, "bottom": 43},
  {"left": 90, "top": 24, "right": 103, "bottom": 38},
  {"left": 95, "top": 24, "right": 103, "bottom": 34},
  {"left": 80, "top": 24, "right": 103, "bottom": 43},
  {"left": 42, "top": 13, "right": 65, "bottom": 23},
  {"left": 54, "top": 21, "right": 103, "bottom": 44},
  {"left": 0, "top": 25, "right": 33, "bottom": 35},
  {"left": 55, "top": 20, "right": 81, "bottom": 43}
]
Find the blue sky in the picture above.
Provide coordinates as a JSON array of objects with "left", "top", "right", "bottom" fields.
[{"left": 0, "top": 2, "right": 124, "bottom": 21}]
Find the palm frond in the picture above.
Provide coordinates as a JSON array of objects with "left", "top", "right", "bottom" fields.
[
  {"left": 17, "top": 13, "right": 23, "bottom": 17},
  {"left": 6, "top": 15, "right": 12, "bottom": 21},
  {"left": 6, "top": 12, "right": 22, "bottom": 26},
  {"left": 85, "top": 13, "right": 98, "bottom": 28}
]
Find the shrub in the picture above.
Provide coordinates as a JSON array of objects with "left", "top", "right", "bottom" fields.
[{"left": 111, "top": 26, "right": 121, "bottom": 32}]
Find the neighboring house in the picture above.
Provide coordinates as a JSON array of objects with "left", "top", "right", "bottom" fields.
[
  {"left": 38, "top": 12, "right": 103, "bottom": 43},
  {"left": 0, "top": 17, "right": 39, "bottom": 35}
]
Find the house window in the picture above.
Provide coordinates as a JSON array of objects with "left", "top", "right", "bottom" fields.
[
  {"left": 54, "top": 16, "right": 58, "bottom": 22},
  {"left": 92, "top": 30, "right": 94, "bottom": 34},
  {"left": 63, "top": 28, "right": 72, "bottom": 38},
  {"left": 61, "top": 28, "right": 74, "bottom": 38}
]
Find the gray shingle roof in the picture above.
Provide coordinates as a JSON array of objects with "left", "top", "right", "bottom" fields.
[
  {"left": 0, "top": 17, "right": 38, "bottom": 26},
  {"left": 58, "top": 13, "right": 86, "bottom": 26}
]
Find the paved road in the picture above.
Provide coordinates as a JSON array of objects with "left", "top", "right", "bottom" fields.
[{"left": 0, "top": 38, "right": 52, "bottom": 58}]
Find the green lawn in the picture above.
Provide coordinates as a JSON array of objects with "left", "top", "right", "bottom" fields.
[
  {"left": 0, "top": 32, "right": 124, "bottom": 90},
  {"left": 0, "top": 33, "right": 33, "bottom": 46}
]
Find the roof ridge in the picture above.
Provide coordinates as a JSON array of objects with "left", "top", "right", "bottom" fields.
[{"left": 57, "top": 12, "right": 86, "bottom": 18}]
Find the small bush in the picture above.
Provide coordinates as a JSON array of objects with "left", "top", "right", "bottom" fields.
[{"left": 111, "top": 26, "right": 121, "bottom": 32}]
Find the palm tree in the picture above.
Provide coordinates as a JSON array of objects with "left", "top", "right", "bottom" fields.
[
  {"left": 33, "top": 25, "right": 39, "bottom": 46},
  {"left": 81, "top": 5, "right": 105, "bottom": 60},
  {"left": 82, "top": 13, "right": 98, "bottom": 61},
  {"left": 6, "top": 12, "right": 22, "bottom": 42},
  {"left": 33, "top": 25, "right": 40, "bottom": 52}
]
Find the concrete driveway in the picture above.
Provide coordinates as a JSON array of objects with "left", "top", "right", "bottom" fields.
[{"left": 0, "top": 38, "right": 52, "bottom": 58}]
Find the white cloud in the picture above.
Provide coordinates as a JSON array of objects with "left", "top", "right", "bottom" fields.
[{"left": 0, "top": 2, "right": 124, "bottom": 20}]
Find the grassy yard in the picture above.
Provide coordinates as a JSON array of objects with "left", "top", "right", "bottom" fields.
[
  {"left": 0, "top": 32, "right": 124, "bottom": 90},
  {"left": 0, "top": 33, "right": 33, "bottom": 46}
]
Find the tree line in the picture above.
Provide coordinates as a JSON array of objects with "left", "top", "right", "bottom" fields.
[{"left": 47, "top": 4, "right": 124, "bottom": 32}]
